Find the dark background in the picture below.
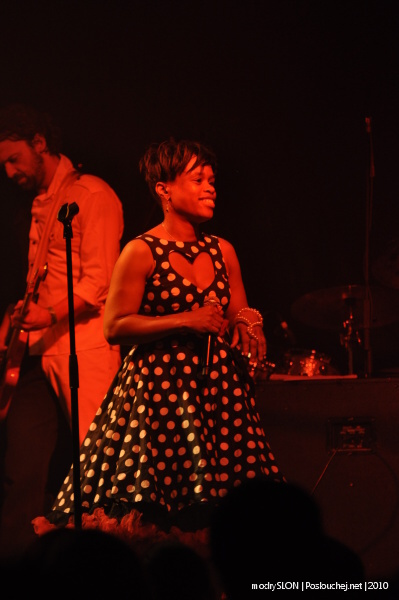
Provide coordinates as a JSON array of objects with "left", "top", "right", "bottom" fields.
[{"left": 1, "top": 0, "right": 399, "bottom": 375}]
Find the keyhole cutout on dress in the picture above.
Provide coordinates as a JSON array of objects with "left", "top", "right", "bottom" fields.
[{"left": 169, "top": 251, "right": 215, "bottom": 290}]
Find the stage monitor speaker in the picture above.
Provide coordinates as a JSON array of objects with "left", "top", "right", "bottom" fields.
[{"left": 256, "top": 378, "right": 399, "bottom": 581}]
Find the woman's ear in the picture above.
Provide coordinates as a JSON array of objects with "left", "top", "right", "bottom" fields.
[{"left": 155, "top": 182, "right": 169, "bottom": 202}]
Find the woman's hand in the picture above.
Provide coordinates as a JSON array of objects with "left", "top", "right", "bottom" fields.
[
  {"left": 185, "top": 303, "right": 228, "bottom": 337},
  {"left": 230, "top": 321, "right": 267, "bottom": 362},
  {"left": 230, "top": 321, "right": 270, "bottom": 381}
]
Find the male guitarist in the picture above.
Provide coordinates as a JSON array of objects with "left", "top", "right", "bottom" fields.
[{"left": 0, "top": 103, "right": 124, "bottom": 561}]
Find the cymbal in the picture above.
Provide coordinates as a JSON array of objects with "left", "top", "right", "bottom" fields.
[
  {"left": 371, "top": 239, "right": 399, "bottom": 289},
  {"left": 291, "top": 284, "right": 399, "bottom": 330}
]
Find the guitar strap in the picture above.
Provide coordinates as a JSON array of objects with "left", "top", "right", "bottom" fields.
[
  {"left": 0, "top": 169, "right": 81, "bottom": 421},
  {"left": 26, "top": 169, "right": 80, "bottom": 283}
]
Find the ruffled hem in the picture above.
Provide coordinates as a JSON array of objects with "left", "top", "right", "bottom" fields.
[{"left": 32, "top": 508, "right": 210, "bottom": 559}]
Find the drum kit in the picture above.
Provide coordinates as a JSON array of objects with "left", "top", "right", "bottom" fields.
[{"left": 268, "top": 239, "right": 399, "bottom": 379}]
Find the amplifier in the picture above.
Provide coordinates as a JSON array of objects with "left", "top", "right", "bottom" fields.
[{"left": 255, "top": 378, "right": 399, "bottom": 580}]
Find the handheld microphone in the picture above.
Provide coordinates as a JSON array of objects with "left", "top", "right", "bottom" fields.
[{"left": 200, "top": 296, "right": 221, "bottom": 378}]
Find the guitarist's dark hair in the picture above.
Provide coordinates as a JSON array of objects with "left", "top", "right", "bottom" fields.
[{"left": 0, "top": 103, "right": 62, "bottom": 155}]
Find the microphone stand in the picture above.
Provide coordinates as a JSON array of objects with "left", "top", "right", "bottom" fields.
[
  {"left": 363, "top": 117, "right": 375, "bottom": 378},
  {"left": 57, "top": 201, "right": 82, "bottom": 529},
  {"left": 199, "top": 295, "right": 221, "bottom": 378}
]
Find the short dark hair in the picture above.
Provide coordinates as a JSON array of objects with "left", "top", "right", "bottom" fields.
[
  {"left": 139, "top": 138, "right": 217, "bottom": 202},
  {"left": 0, "top": 103, "right": 62, "bottom": 154}
]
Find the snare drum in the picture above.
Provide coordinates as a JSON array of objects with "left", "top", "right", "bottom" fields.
[{"left": 281, "top": 348, "right": 340, "bottom": 376}]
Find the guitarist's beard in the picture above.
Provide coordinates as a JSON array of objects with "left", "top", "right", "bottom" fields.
[{"left": 13, "top": 151, "right": 45, "bottom": 192}]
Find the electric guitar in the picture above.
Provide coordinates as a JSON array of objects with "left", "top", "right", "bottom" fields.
[{"left": 0, "top": 263, "right": 48, "bottom": 422}]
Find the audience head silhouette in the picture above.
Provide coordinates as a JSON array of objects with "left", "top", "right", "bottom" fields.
[
  {"left": 18, "top": 527, "right": 147, "bottom": 599},
  {"left": 210, "top": 478, "right": 364, "bottom": 598},
  {"left": 144, "top": 539, "right": 218, "bottom": 600}
]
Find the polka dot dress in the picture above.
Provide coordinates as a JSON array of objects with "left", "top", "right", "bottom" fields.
[{"left": 50, "top": 233, "right": 283, "bottom": 528}]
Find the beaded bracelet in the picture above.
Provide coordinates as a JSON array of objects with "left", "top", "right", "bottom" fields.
[
  {"left": 247, "top": 321, "right": 263, "bottom": 341},
  {"left": 235, "top": 307, "right": 263, "bottom": 325},
  {"left": 234, "top": 307, "right": 264, "bottom": 341}
]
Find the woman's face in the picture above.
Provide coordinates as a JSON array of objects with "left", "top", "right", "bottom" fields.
[{"left": 167, "top": 156, "right": 216, "bottom": 223}]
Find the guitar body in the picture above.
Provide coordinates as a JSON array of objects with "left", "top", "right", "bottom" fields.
[
  {"left": 0, "top": 330, "right": 28, "bottom": 421},
  {"left": 0, "top": 264, "right": 48, "bottom": 422}
]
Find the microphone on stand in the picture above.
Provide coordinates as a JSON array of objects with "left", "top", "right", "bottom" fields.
[
  {"left": 58, "top": 202, "right": 80, "bottom": 224},
  {"left": 200, "top": 296, "right": 221, "bottom": 378}
]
